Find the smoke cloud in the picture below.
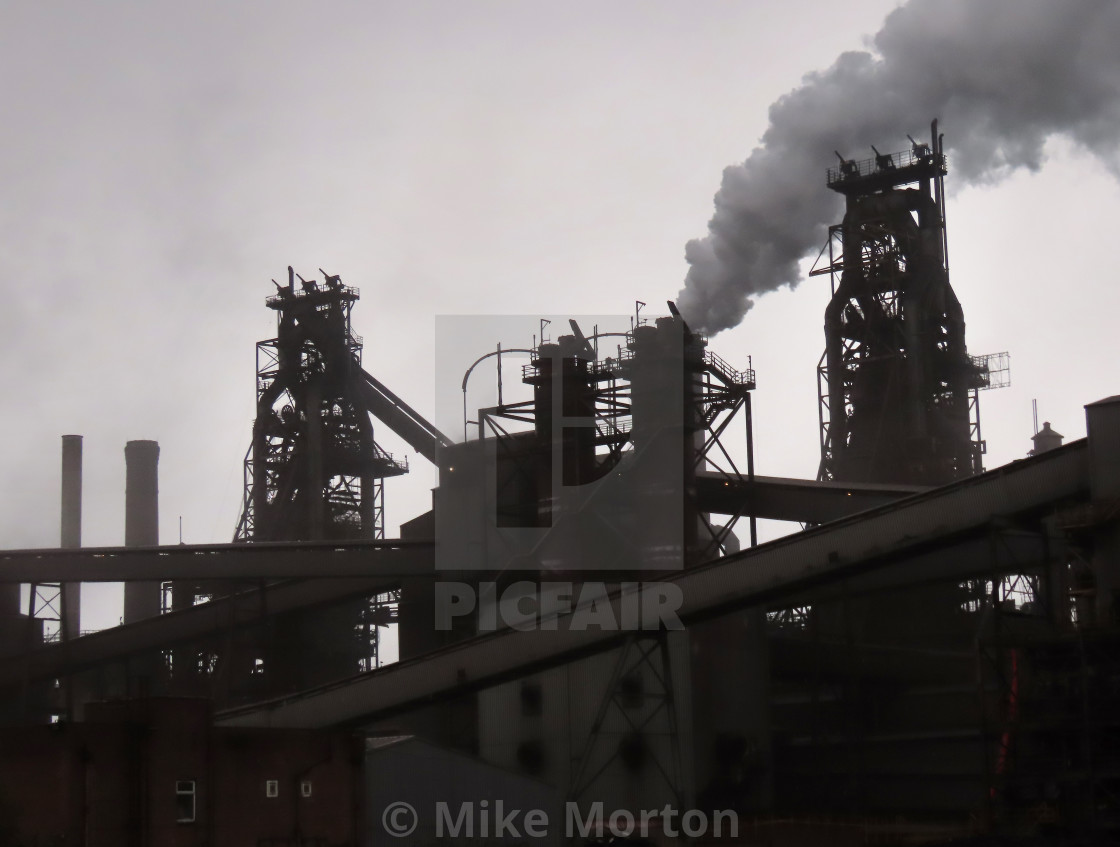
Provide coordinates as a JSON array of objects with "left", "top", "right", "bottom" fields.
[{"left": 677, "top": 0, "right": 1120, "bottom": 334}]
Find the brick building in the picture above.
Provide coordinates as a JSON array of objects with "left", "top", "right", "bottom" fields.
[{"left": 0, "top": 698, "right": 361, "bottom": 846}]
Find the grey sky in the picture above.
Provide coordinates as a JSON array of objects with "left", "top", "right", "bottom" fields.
[
  {"left": 677, "top": 0, "right": 1120, "bottom": 333},
  {"left": 2, "top": 1, "right": 1118, "bottom": 630}
]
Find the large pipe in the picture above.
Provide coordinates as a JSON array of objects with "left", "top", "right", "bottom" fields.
[
  {"left": 123, "top": 440, "right": 160, "bottom": 624},
  {"left": 59, "top": 435, "right": 82, "bottom": 638}
]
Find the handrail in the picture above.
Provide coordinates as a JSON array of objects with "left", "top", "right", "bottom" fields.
[{"left": 827, "top": 149, "right": 947, "bottom": 186}]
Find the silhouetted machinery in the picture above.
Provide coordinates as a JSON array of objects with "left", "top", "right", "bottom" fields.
[
  {"left": 236, "top": 267, "right": 407, "bottom": 542},
  {"left": 164, "top": 270, "right": 429, "bottom": 700},
  {"left": 776, "top": 126, "right": 1016, "bottom": 820},
  {"left": 28, "top": 120, "right": 1120, "bottom": 841},
  {"left": 816, "top": 122, "right": 1006, "bottom": 486},
  {"left": 434, "top": 307, "right": 757, "bottom": 578}
]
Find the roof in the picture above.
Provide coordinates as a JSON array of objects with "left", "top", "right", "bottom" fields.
[{"left": 1086, "top": 395, "right": 1120, "bottom": 408}]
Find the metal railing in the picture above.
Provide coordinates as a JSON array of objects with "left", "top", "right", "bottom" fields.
[
  {"left": 265, "top": 282, "right": 359, "bottom": 307},
  {"left": 596, "top": 417, "right": 631, "bottom": 437},
  {"left": 519, "top": 348, "right": 756, "bottom": 391},
  {"left": 704, "top": 350, "right": 755, "bottom": 387},
  {"left": 522, "top": 355, "right": 621, "bottom": 382},
  {"left": 827, "top": 148, "right": 947, "bottom": 186}
]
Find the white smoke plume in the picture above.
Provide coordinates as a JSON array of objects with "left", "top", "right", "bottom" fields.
[{"left": 677, "top": 0, "right": 1120, "bottom": 335}]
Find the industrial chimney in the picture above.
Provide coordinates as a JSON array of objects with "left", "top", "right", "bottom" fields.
[
  {"left": 123, "top": 440, "right": 160, "bottom": 624},
  {"left": 59, "top": 435, "right": 82, "bottom": 638}
]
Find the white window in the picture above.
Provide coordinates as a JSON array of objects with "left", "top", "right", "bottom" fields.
[
  {"left": 265, "top": 779, "right": 279, "bottom": 798},
  {"left": 175, "top": 780, "right": 196, "bottom": 823},
  {"left": 300, "top": 780, "right": 313, "bottom": 798}
]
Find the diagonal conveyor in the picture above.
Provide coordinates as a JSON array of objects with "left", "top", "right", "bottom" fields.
[
  {"left": 358, "top": 369, "right": 452, "bottom": 464},
  {"left": 216, "top": 439, "right": 1090, "bottom": 729}
]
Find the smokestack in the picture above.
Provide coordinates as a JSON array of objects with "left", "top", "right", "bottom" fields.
[
  {"left": 123, "top": 440, "right": 160, "bottom": 624},
  {"left": 677, "top": 0, "right": 1120, "bottom": 334},
  {"left": 59, "top": 435, "right": 82, "bottom": 639},
  {"left": 61, "top": 435, "right": 81, "bottom": 547}
]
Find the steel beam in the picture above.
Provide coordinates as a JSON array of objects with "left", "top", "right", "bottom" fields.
[
  {"left": 0, "top": 539, "right": 434, "bottom": 583},
  {"left": 217, "top": 439, "right": 1089, "bottom": 729},
  {"left": 359, "top": 370, "right": 452, "bottom": 464},
  {"left": 696, "top": 472, "right": 926, "bottom": 523},
  {"left": 0, "top": 575, "right": 405, "bottom": 687},
  {"left": 767, "top": 529, "right": 1052, "bottom": 608}
]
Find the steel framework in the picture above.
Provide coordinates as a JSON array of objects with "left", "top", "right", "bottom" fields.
[
  {"left": 473, "top": 311, "right": 756, "bottom": 565},
  {"left": 814, "top": 124, "right": 1006, "bottom": 486},
  {"left": 234, "top": 267, "right": 406, "bottom": 543}
]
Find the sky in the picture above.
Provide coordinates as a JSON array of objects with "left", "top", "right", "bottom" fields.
[{"left": 3, "top": 0, "right": 1119, "bottom": 632}]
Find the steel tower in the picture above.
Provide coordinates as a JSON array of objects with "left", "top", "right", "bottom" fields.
[
  {"left": 235, "top": 267, "right": 407, "bottom": 542},
  {"left": 166, "top": 269, "right": 408, "bottom": 698},
  {"left": 814, "top": 123, "right": 1004, "bottom": 486}
]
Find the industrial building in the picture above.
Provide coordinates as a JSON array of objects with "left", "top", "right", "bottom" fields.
[{"left": 1, "top": 126, "right": 1116, "bottom": 845}]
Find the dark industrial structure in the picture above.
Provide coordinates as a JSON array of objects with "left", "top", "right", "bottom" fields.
[
  {"left": 2, "top": 126, "right": 1117, "bottom": 845},
  {"left": 816, "top": 123, "right": 1008, "bottom": 486},
  {"left": 0, "top": 698, "right": 362, "bottom": 845},
  {"left": 235, "top": 267, "right": 409, "bottom": 544}
]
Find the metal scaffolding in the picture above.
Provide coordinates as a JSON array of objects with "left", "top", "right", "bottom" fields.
[
  {"left": 235, "top": 267, "right": 406, "bottom": 543},
  {"left": 814, "top": 123, "right": 1007, "bottom": 486}
]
